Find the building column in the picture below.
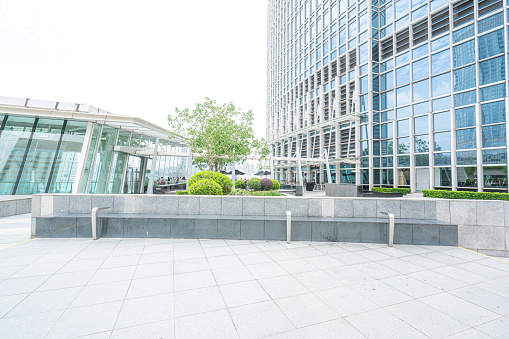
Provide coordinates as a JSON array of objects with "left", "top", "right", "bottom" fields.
[{"left": 147, "top": 138, "right": 159, "bottom": 194}]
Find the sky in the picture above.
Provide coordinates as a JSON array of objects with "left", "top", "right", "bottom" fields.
[{"left": 0, "top": 0, "right": 268, "bottom": 138}]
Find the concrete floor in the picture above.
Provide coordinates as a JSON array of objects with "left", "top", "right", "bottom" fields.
[{"left": 0, "top": 214, "right": 508, "bottom": 338}]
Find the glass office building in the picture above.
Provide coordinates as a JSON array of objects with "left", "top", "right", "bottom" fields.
[
  {"left": 267, "top": 0, "right": 509, "bottom": 192},
  {"left": 0, "top": 97, "right": 188, "bottom": 195}
]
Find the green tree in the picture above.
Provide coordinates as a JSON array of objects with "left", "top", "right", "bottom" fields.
[{"left": 168, "top": 98, "right": 269, "bottom": 171}]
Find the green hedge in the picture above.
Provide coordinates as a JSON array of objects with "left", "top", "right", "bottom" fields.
[
  {"left": 189, "top": 179, "right": 223, "bottom": 195},
  {"left": 271, "top": 179, "right": 281, "bottom": 190},
  {"left": 188, "top": 171, "right": 232, "bottom": 195},
  {"left": 422, "top": 189, "right": 509, "bottom": 201},
  {"left": 247, "top": 177, "right": 261, "bottom": 191},
  {"left": 235, "top": 179, "right": 246, "bottom": 189},
  {"left": 230, "top": 188, "right": 283, "bottom": 196},
  {"left": 175, "top": 190, "right": 189, "bottom": 195},
  {"left": 372, "top": 187, "right": 411, "bottom": 195}
]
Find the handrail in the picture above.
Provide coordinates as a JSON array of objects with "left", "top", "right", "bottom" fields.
[
  {"left": 91, "top": 207, "right": 110, "bottom": 240},
  {"left": 379, "top": 212, "right": 394, "bottom": 247}
]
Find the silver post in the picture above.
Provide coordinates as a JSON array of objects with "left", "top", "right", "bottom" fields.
[
  {"left": 186, "top": 146, "right": 193, "bottom": 190},
  {"left": 286, "top": 211, "right": 292, "bottom": 244},
  {"left": 91, "top": 207, "right": 110, "bottom": 240},
  {"left": 380, "top": 212, "right": 394, "bottom": 247}
]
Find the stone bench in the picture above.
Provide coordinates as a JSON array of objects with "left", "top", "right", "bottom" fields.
[{"left": 34, "top": 213, "right": 458, "bottom": 246}]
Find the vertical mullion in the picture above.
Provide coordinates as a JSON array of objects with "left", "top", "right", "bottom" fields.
[
  {"left": 0, "top": 115, "right": 8, "bottom": 139},
  {"left": 45, "top": 120, "right": 67, "bottom": 193}
]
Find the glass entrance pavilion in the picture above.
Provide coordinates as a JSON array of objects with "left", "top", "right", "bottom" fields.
[{"left": 0, "top": 96, "right": 189, "bottom": 195}]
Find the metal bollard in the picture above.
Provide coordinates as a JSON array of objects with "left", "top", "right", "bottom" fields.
[
  {"left": 286, "top": 211, "right": 292, "bottom": 244},
  {"left": 91, "top": 207, "right": 110, "bottom": 240},
  {"left": 379, "top": 212, "right": 394, "bottom": 247}
]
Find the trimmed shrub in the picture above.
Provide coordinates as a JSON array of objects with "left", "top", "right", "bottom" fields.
[
  {"left": 271, "top": 179, "right": 281, "bottom": 190},
  {"left": 235, "top": 179, "right": 245, "bottom": 189},
  {"left": 260, "top": 178, "right": 273, "bottom": 191},
  {"left": 230, "top": 188, "right": 283, "bottom": 196},
  {"left": 422, "top": 189, "right": 509, "bottom": 201},
  {"left": 175, "top": 190, "right": 189, "bottom": 195},
  {"left": 188, "top": 171, "right": 232, "bottom": 195},
  {"left": 247, "top": 177, "right": 261, "bottom": 191},
  {"left": 189, "top": 179, "right": 222, "bottom": 195},
  {"left": 372, "top": 187, "right": 411, "bottom": 195}
]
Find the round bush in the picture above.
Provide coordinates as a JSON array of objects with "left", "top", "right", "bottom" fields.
[
  {"left": 260, "top": 178, "right": 273, "bottom": 191},
  {"left": 189, "top": 179, "right": 222, "bottom": 195},
  {"left": 235, "top": 179, "right": 245, "bottom": 189},
  {"left": 188, "top": 171, "right": 232, "bottom": 195},
  {"left": 271, "top": 179, "right": 281, "bottom": 190},
  {"left": 247, "top": 177, "right": 261, "bottom": 191}
]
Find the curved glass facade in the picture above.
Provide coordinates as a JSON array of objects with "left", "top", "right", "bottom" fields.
[
  {"left": 0, "top": 99, "right": 188, "bottom": 195},
  {"left": 267, "top": 0, "right": 509, "bottom": 191}
]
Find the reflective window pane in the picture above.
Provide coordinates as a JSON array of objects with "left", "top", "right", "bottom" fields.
[
  {"left": 456, "top": 128, "right": 476, "bottom": 150},
  {"left": 434, "top": 131, "right": 451, "bottom": 151},
  {"left": 433, "top": 111, "right": 450, "bottom": 132},
  {"left": 481, "top": 101, "right": 505, "bottom": 125},
  {"left": 47, "top": 120, "right": 88, "bottom": 193},
  {"left": 0, "top": 116, "right": 36, "bottom": 194},
  {"left": 413, "top": 79, "right": 429, "bottom": 102},
  {"left": 457, "top": 150, "right": 477, "bottom": 165},
  {"left": 414, "top": 115, "right": 429, "bottom": 135},
  {"left": 431, "top": 49, "right": 450, "bottom": 75},
  {"left": 457, "top": 167, "right": 477, "bottom": 187},
  {"left": 415, "top": 134, "right": 429, "bottom": 153},
  {"left": 482, "top": 125, "right": 506, "bottom": 148},
  {"left": 432, "top": 73, "right": 451, "bottom": 97}
]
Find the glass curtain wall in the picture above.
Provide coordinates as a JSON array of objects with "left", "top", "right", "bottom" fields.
[{"left": 0, "top": 115, "right": 88, "bottom": 195}]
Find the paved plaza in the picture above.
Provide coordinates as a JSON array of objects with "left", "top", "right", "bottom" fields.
[{"left": 0, "top": 214, "right": 508, "bottom": 338}]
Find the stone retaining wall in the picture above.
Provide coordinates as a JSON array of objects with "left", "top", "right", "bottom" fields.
[
  {"left": 32, "top": 194, "right": 509, "bottom": 256},
  {"left": 0, "top": 197, "right": 31, "bottom": 218}
]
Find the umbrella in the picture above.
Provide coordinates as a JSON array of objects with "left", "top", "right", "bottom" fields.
[
  {"left": 226, "top": 169, "right": 246, "bottom": 175},
  {"left": 254, "top": 170, "right": 271, "bottom": 176},
  {"left": 220, "top": 170, "right": 229, "bottom": 174}
]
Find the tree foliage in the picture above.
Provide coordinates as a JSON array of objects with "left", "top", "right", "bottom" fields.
[{"left": 168, "top": 98, "right": 269, "bottom": 171}]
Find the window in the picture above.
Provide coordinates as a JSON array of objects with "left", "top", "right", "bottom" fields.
[
  {"left": 415, "top": 134, "right": 430, "bottom": 152},
  {"left": 434, "top": 111, "right": 450, "bottom": 131},
  {"left": 396, "top": 65, "right": 410, "bottom": 86},
  {"left": 434, "top": 131, "right": 451, "bottom": 151},
  {"left": 398, "top": 119, "right": 410, "bottom": 136},
  {"left": 397, "top": 85, "right": 411, "bottom": 106},
  {"left": 413, "top": 79, "right": 429, "bottom": 101},
  {"left": 398, "top": 137, "right": 411, "bottom": 154},
  {"left": 456, "top": 128, "right": 476, "bottom": 149},
  {"left": 455, "top": 90, "right": 476, "bottom": 107},
  {"left": 481, "top": 101, "right": 505, "bottom": 125},
  {"left": 414, "top": 115, "right": 429, "bottom": 134},
  {"left": 412, "top": 57, "right": 429, "bottom": 80},
  {"left": 480, "top": 83, "right": 506, "bottom": 102},
  {"left": 456, "top": 106, "right": 476, "bottom": 128},
  {"left": 478, "top": 29, "right": 504, "bottom": 60},
  {"left": 483, "top": 149, "right": 507, "bottom": 164},
  {"left": 479, "top": 56, "right": 505, "bottom": 86},
  {"left": 381, "top": 71, "right": 394, "bottom": 91},
  {"left": 453, "top": 65, "right": 476, "bottom": 91},
  {"left": 432, "top": 73, "right": 451, "bottom": 97},
  {"left": 453, "top": 40, "right": 475, "bottom": 67},
  {"left": 413, "top": 43, "right": 428, "bottom": 59},
  {"left": 431, "top": 49, "right": 451, "bottom": 75},
  {"left": 482, "top": 125, "right": 506, "bottom": 147},
  {"left": 453, "top": 24, "right": 474, "bottom": 43},
  {"left": 457, "top": 150, "right": 477, "bottom": 165}
]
